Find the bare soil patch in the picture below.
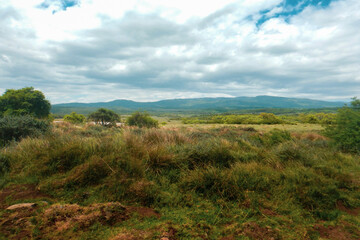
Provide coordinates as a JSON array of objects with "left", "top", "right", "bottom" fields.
[
  {"left": 0, "top": 184, "right": 51, "bottom": 208},
  {"left": 336, "top": 201, "right": 360, "bottom": 216},
  {"left": 313, "top": 223, "right": 359, "bottom": 240}
]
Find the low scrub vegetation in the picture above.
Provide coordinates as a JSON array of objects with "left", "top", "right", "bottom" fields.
[
  {"left": 0, "top": 121, "right": 359, "bottom": 239},
  {"left": 0, "top": 115, "right": 50, "bottom": 146},
  {"left": 63, "top": 111, "right": 86, "bottom": 124},
  {"left": 126, "top": 111, "right": 159, "bottom": 128},
  {"left": 181, "top": 112, "right": 337, "bottom": 125}
]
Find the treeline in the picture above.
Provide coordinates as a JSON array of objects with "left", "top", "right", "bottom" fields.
[
  {"left": 182, "top": 112, "right": 337, "bottom": 125},
  {"left": 0, "top": 87, "right": 158, "bottom": 146}
]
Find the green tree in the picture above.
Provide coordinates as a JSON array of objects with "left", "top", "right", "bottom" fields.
[
  {"left": 126, "top": 111, "right": 158, "bottom": 128},
  {"left": 324, "top": 97, "right": 360, "bottom": 153},
  {"left": 0, "top": 87, "right": 51, "bottom": 118},
  {"left": 64, "top": 112, "right": 86, "bottom": 124},
  {"left": 88, "top": 108, "right": 120, "bottom": 127}
]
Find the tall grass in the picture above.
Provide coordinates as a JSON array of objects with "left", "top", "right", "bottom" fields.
[{"left": 0, "top": 123, "right": 359, "bottom": 239}]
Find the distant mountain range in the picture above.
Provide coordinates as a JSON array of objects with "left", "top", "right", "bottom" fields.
[{"left": 51, "top": 96, "right": 345, "bottom": 115}]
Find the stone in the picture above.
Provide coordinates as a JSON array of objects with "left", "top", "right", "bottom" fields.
[{"left": 6, "top": 203, "right": 37, "bottom": 210}]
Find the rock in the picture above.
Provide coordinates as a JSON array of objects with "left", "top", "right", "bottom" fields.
[{"left": 6, "top": 203, "right": 37, "bottom": 210}]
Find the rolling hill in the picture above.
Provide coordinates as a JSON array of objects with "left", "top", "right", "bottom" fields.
[{"left": 51, "top": 96, "right": 345, "bottom": 115}]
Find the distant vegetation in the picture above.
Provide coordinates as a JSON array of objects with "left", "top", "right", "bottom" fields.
[
  {"left": 88, "top": 108, "right": 120, "bottom": 127},
  {"left": 126, "top": 111, "right": 159, "bottom": 128},
  {"left": 182, "top": 112, "right": 336, "bottom": 125},
  {"left": 63, "top": 112, "right": 86, "bottom": 124}
]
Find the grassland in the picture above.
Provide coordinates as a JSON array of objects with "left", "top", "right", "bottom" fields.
[{"left": 0, "top": 121, "right": 359, "bottom": 239}]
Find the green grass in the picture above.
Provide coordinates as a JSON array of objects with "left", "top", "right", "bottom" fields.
[{"left": 0, "top": 122, "right": 359, "bottom": 239}]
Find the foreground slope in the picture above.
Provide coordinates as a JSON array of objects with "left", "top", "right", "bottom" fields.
[{"left": 0, "top": 123, "right": 359, "bottom": 239}]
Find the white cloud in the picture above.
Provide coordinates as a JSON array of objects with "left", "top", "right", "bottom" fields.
[{"left": 0, "top": 0, "right": 359, "bottom": 103}]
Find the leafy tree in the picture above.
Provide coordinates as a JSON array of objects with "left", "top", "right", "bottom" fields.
[
  {"left": 64, "top": 112, "right": 86, "bottom": 124},
  {"left": 324, "top": 97, "right": 360, "bottom": 153},
  {"left": 126, "top": 111, "right": 158, "bottom": 128},
  {"left": 88, "top": 108, "right": 120, "bottom": 127},
  {"left": 0, "top": 87, "right": 51, "bottom": 118}
]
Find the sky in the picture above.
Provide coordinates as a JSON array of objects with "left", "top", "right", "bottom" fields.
[{"left": 0, "top": 0, "right": 359, "bottom": 104}]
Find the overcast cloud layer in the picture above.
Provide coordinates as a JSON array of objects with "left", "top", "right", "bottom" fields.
[{"left": 0, "top": 0, "right": 359, "bottom": 103}]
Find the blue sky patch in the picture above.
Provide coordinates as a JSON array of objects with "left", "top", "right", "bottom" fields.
[
  {"left": 38, "top": 0, "right": 79, "bottom": 13},
  {"left": 256, "top": 0, "right": 337, "bottom": 27}
]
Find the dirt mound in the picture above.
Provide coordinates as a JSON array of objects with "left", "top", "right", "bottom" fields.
[
  {"left": 43, "top": 202, "right": 129, "bottom": 232},
  {"left": 0, "top": 201, "right": 162, "bottom": 240},
  {"left": 336, "top": 201, "right": 360, "bottom": 216},
  {"left": 127, "top": 206, "right": 160, "bottom": 219},
  {"left": 0, "top": 206, "right": 36, "bottom": 240}
]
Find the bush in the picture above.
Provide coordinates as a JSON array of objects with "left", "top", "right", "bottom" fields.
[
  {"left": 126, "top": 111, "right": 158, "bottom": 128},
  {"left": 324, "top": 104, "right": 360, "bottom": 153},
  {"left": 0, "top": 115, "right": 50, "bottom": 145},
  {"left": 260, "top": 113, "right": 283, "bottom": 124},
  {"left": 0, "top": 154, "right": 10, "bottom": 175},
  {"left": 64, "top": 112, "right": 86, "bottom": 124}
]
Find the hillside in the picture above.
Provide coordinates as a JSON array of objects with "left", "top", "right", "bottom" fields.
[
  {"left": 1, "top": 124, "right": 359, "bottom": 239},
  {"left": 51, "top": 96, "right": 345, "bottom": 115}
]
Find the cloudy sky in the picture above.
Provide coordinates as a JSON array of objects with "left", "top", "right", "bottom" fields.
[{"left": 0, "top": 0, "right": 359, "bottom": 103}]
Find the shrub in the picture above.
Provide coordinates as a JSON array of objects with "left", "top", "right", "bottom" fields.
[
  {"left": 88, "top": 108, "right": 120, "bottom": 127},
  {"left": 324, "top": 103, "right": 360, "bottom": 153},
  {"left": 126, "top": 111, "right": 158, "bottom": 128},
  {"left": 260, "top": 113, "right": 283, "bottom": 124},
  {"left": 0, "top": 154, "right": 10, "bottom": 175},
  {"left": 64, "top": 112, "right": 86, "bottom": 124},
  {"left": 0, "top": 115, "right": 50, "bottom": 145}
]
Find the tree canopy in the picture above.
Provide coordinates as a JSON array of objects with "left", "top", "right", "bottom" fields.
[
  {"left": 0, "top": 87, "right": 51, "bottom": 118},
  {"left": 88, "top": 108, "right": 120, "bottom": 127}
]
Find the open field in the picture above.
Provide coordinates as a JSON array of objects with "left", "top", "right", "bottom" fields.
[
  {"left": 0, "top": 122, "right": 359, "bottom": 239},
  {"left": 164, "top": 123, "right": 324, "bottom": 133}
]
